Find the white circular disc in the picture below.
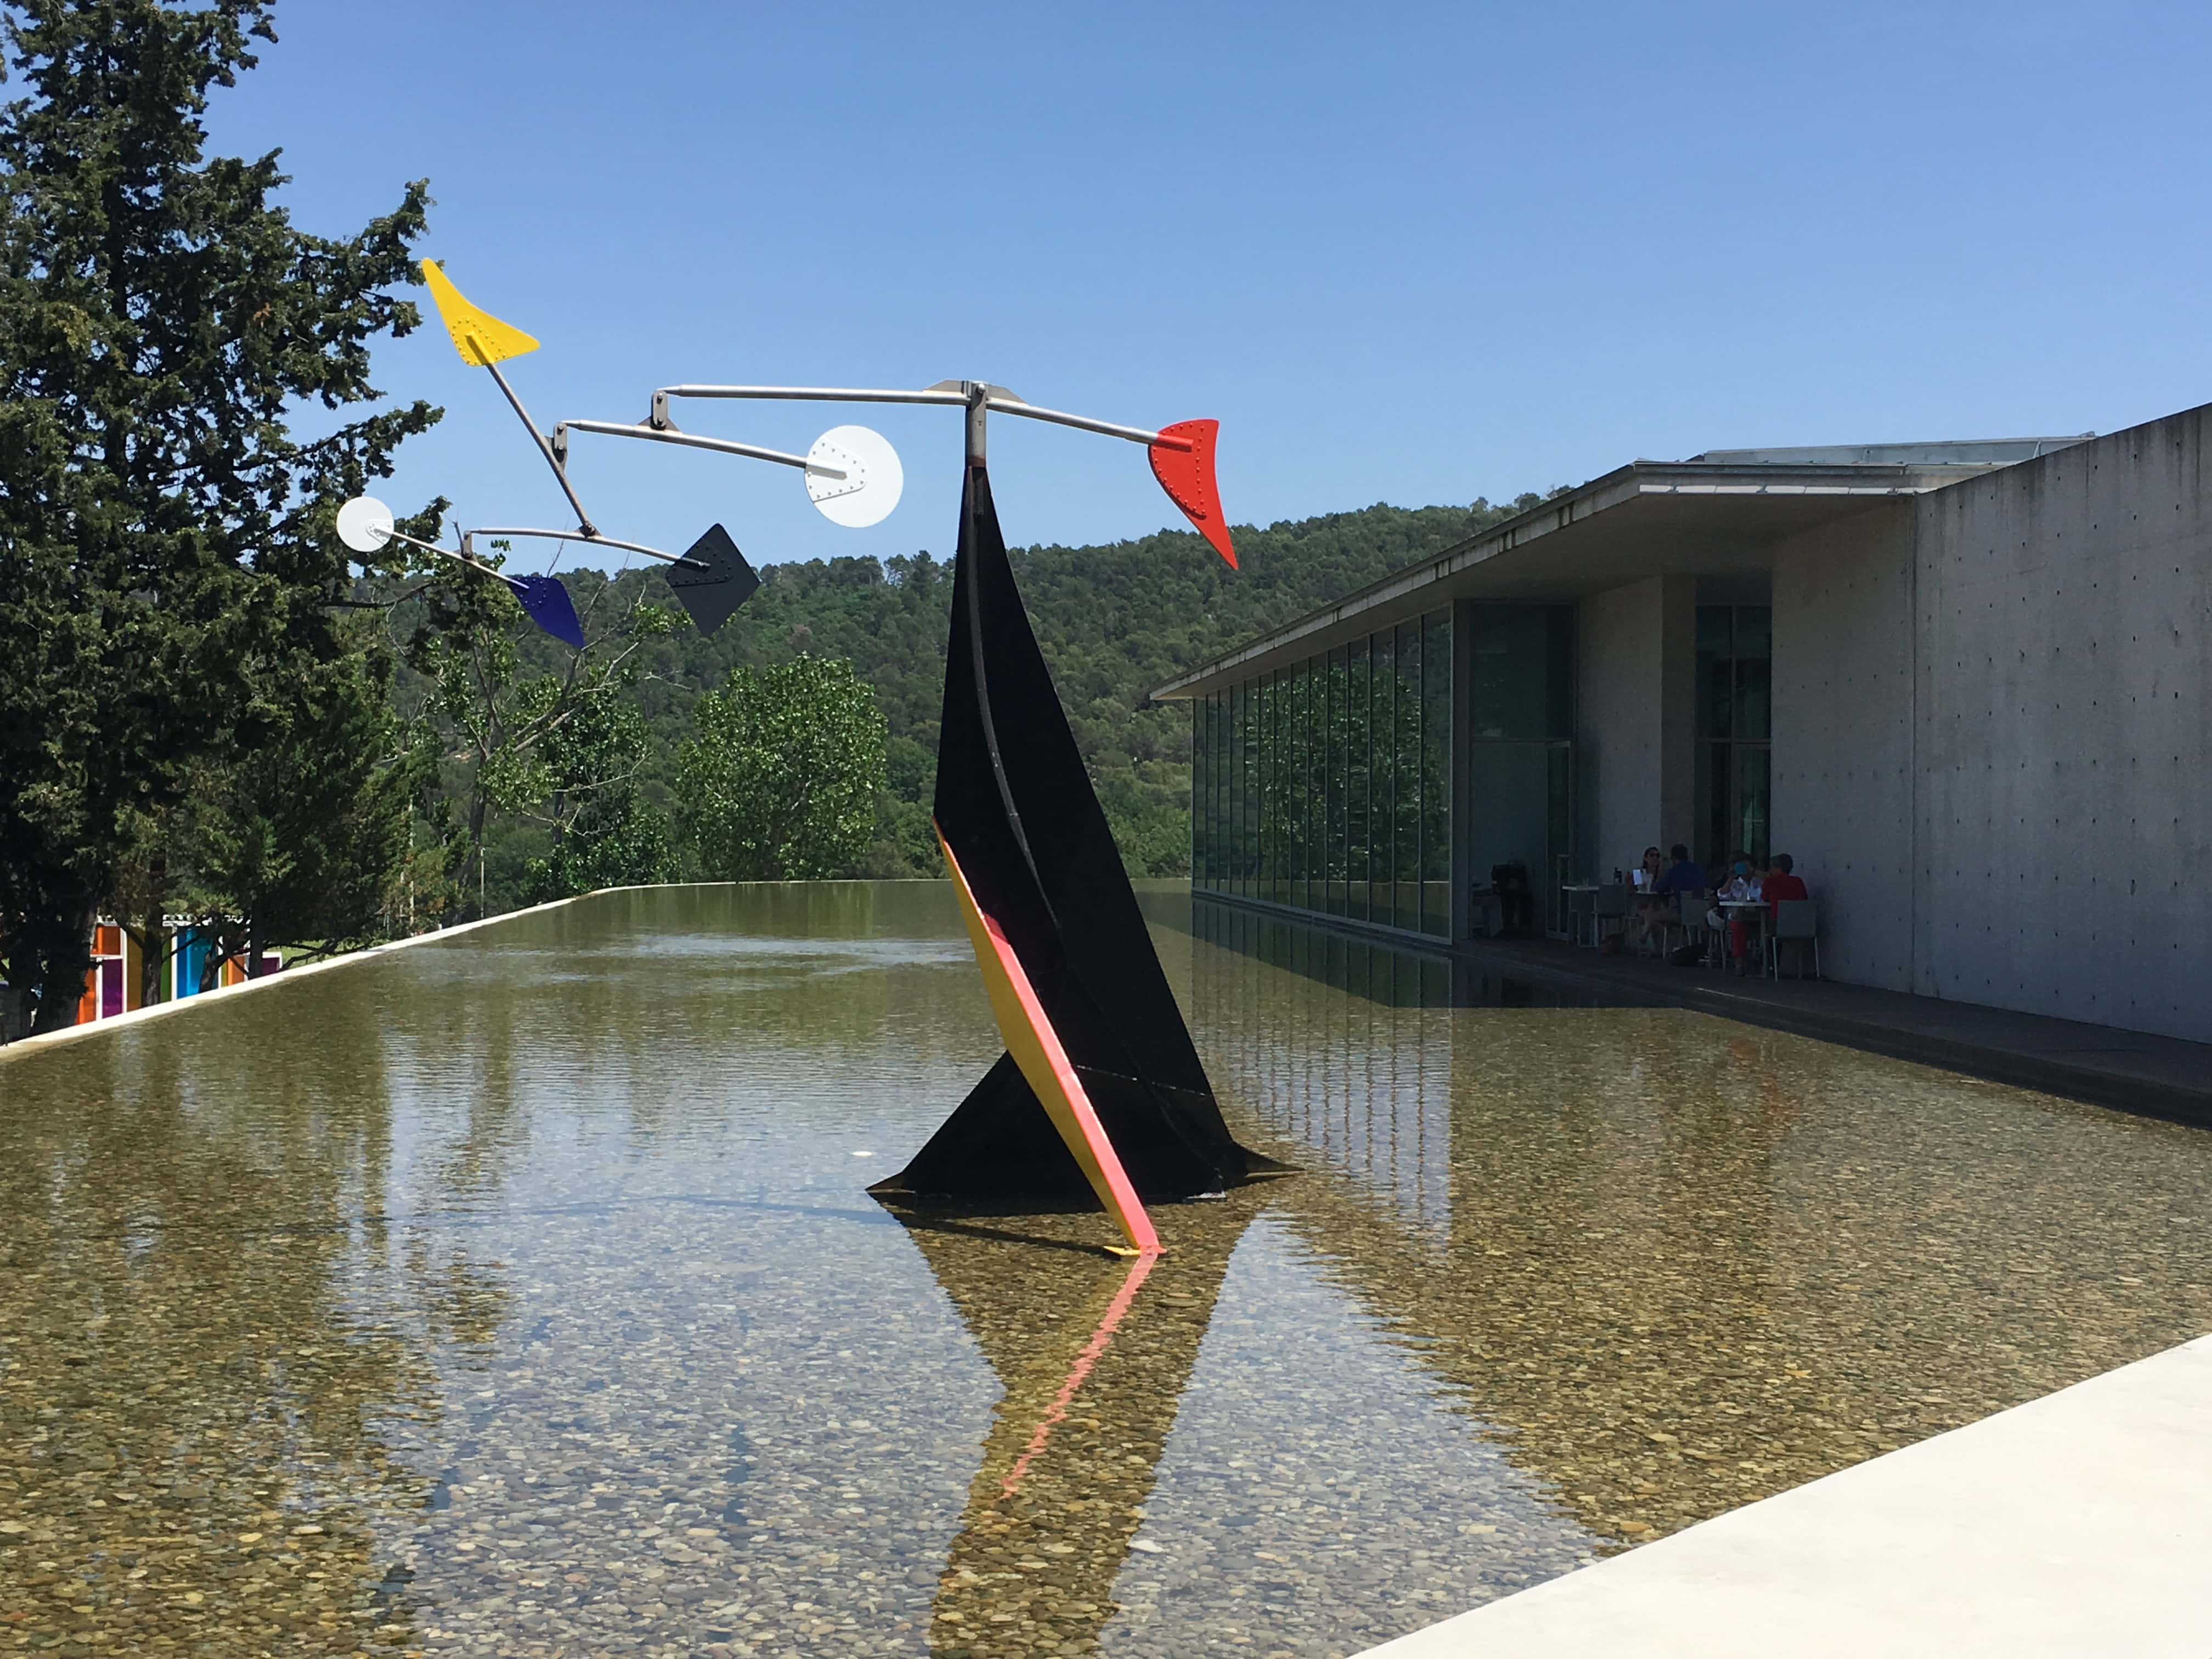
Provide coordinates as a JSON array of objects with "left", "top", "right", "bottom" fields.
[
  {"left": 806, "top": 425, "right": 903, "bottom": 528},
  {"left": 336, "top": 495, "right": 396, "bottom": 555}
]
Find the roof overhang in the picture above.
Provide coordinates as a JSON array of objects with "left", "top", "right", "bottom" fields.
[{"left": 1149, "top": 459, "right": 1989, "bottom": 700}]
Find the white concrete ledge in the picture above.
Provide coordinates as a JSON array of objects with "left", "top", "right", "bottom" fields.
[
  {"left": 0, "top": 884, "right": 689, "bottom": 1064},
  {"left": 1357, "top": 1331, "right": 2212, "bottom": 1658}
]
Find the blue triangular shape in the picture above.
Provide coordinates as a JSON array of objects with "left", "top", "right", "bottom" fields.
[{"left": 512, "top": 574, "right": 585, "bottom": 650}]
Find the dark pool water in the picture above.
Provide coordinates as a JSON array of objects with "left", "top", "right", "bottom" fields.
[{"left": 4, "top": 882, "right": 2210, "bottom": 1658}]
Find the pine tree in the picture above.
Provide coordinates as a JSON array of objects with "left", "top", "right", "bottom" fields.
[{"left": 0, "top": 0, "right": 437, "bottom": 1034}]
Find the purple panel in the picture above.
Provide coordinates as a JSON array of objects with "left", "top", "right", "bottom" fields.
[
  {"left": 512, "top": 575, "right": 585, "bottom": 649},
  {"left": 100, "top": 957, "right": 125, "bottom": 1019}
]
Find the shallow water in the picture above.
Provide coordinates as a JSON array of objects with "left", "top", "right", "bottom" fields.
[{"left": 3, "top": 882, "right": 2210, "bottom": 1658}]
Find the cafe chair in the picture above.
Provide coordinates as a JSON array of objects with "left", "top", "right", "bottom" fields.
[
  {"left": 1768, "top": 899, "right": 1821, "bottom": 979},
  {"left": 1591, "top": 883, "right": 1629, "bottom": 947}
]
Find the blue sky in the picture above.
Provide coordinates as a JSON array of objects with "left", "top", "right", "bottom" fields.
[{"left": 213, "top": 1, "right": 2212, "bottom": 572}]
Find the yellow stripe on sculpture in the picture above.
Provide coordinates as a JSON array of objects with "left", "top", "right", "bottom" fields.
[
  {"left": 420, "top": 259, "right": 540, "bottom": 367},
  {"left": 936, "top": 828, "right": 1161, "bottom": 1256}
]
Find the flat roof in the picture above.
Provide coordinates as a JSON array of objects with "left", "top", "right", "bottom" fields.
[
  {"left": 1151, "top": 456, "right": 2001, "bottom": 701},
  {"left": 1689, "top": 435, "right": 2091, "bottom": 466}
]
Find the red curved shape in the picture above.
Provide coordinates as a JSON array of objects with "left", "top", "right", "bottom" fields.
[{"left": 1149, "top": 419, "right": 1235, "bottom": 568}]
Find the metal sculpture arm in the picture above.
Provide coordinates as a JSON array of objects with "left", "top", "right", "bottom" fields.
[
  {"left": 421, "top": 260, "right": 599, "bottom": 537},
  {"left": 647, "top": 380, "right": 1235, "bottom": 565},
  {"left": 335, "top": 498, "right": 591, "bottom": 650},
  {"left": 409, "top": 261, "right": 769, "bottom": 636},
  {"left": 460, "top": 526, "right": 702, "bottom": 571}
]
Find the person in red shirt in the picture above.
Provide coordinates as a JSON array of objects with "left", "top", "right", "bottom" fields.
[
  {"left": 1763, "top": 853, "right": 1809, "bottom": 913},
  {"left": 1739, "top": 852, "right": 1809, "bottom": 972}
]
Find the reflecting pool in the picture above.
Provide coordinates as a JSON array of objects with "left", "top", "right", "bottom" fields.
[{"left": 5, "top": 883, "right": 2211, "bottom": 1658}]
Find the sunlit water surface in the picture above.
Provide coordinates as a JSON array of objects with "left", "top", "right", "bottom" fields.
[{"left": 5, "top": 883, "right": 2211, "bottom": 1658}]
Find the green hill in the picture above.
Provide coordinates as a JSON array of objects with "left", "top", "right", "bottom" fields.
[{"left": 470, "top": 496, "right": 1534, "bottom": 901}]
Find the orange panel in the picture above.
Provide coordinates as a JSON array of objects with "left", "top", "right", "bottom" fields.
[{"left": 937, "top": 829, "right": 1160, "bottom": 1256}]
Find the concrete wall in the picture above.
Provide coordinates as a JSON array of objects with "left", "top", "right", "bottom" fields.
[
  {"left": 1577, "top": 577, "right": 1698, "bottom": 879},
  {"left": 1771, "top": 503, "right": 1919, "bottom": 991},
  {"left": 1912, "top": 404, "right": 2212, "bottom": 1042},
  {"left": 1772, "top": 403, "right": 2212, "bottom": 1041}
]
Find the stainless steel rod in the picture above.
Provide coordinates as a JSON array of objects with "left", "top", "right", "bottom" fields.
[
  {"left": 469, "top": 525, "right": 696, "bottom": 568},
  {"left": 984, "top": 398, "right": 1178, "bottom": 449},
  {"left": 656, "top": 382, "right": 1189, "bottom": 450},
  {"left": 379, "top": 527, "right": 526, "bottom": 590},
  {"left": 558, "top": 418, "right": 836, "bottom": 477},
  {"left": 483, "top": 359, "right": 599, "bottom": 535},
  {"left": 658, "top": 384, "right": 972, "bottom": 408}
]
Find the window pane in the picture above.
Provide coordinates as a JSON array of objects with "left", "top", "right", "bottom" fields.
[
  {"left": 1213, "top": 691, "right": 1225, "bottom": 890},
  {"left": 1706, "top": 741, "right": 1734, "bottom": 867},
  {"left": 1326, "top": 648, "right": 1347, "bottom": 915},
  {"left": 1345, "top": 640, "right": 1369, "bottom": 922},
  {"left": 1278, "top": 669, "right": 1295, "bottom": 907},
  {"left": 1282, "top": 669, "right": 1296, "bottom": 906},
  {"left": 1696, "top": 605, "right": 1733, "bottom": 741},
  {"left": 1193, "top": 698, "right": 1207, "bottom": 888},
  {"left": 1545, "top": 604, "right": 1576, "bottom": 743},
  {"left": 1298, "top": 661, "right": 1318, "bottom": 912},
  {"left": 1251, "top": 677, "right": 1265, "bottom": 900},
  {"left": 1734, "top": 606, "right": 1773, "bottom": 742},
  {"left": 1735, "top": 743, "right": 1771, "bottom": 866},
  {"left": 1547, "top": 743, "right": 1573, "bottom": 934},
  {"left": 1468, "top": 606, "right": 1550, "bottom": 742},
  {"left": 1245, "top": 678, "right": 1260, "bottom": 898},
  {"left": 1423, "top": 610, "right": 1452, "bottom": 933},
  {"left": 1696, "top": 604, "right": 1734, "bottom": 657},
  {"left": 1396, "top": 621, "right": 1421, "bottom": 930},
  {"left": 1265, "top": 676, "right": 1283, "bottom": 911},
  {"left": 1270, "top": 672, "right": 1288, "bottom": 905},
  {"left": 1370, "top": 629, "right": 1395, "bottom": 907},
  {"left": 1226, "top": 685, "right": 1243, "bottom": 896}
]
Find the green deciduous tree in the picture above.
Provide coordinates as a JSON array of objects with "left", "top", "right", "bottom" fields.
[
  {"left": 404, "top": 572, "right": 677, "bottom": 913},
  {"left": 517, "top": 664, "right": 673, "bottom": 905},
  {"left": 0, "top": 0, "right": 436, "bottom": 1034},
  {"left": 676, "top": 655, "right": 887, "bottom": 881}
]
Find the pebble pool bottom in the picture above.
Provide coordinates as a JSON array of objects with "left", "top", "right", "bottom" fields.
[{"left": 4, "top": 882, "right": 2211, "bottom": 1658}]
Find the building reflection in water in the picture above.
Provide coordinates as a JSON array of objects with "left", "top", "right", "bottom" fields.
[{"left": 1169, "top": 888, "right": 2212, "bottom": 1551}]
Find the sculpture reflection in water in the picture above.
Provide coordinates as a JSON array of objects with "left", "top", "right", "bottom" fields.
[{"left": 883, "top": 1200, "right": 1261, "bottom": 1657}]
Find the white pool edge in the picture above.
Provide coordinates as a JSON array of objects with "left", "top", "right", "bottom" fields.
[
  {"left": 0, "top": 883, "right": 685, "bottom": 1064},
  {"left": 1355, "top": 1328, "right": 2212, "bottom": 1658}
]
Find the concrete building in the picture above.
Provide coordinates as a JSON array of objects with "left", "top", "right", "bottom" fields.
[{"left": 1152, "top": 402, "right": 2212, "bottom": 1045}]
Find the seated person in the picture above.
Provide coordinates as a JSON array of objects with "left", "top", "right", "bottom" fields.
[
  {"left": 1653, "top": 844, "right": 1705, "bottom": 896},
  {"left": 1623, "top": 847, "right": 1667, "bottom": 950},
  {"left": 1763, "top": 853, "right": 1808, "bottom": 914},
  {"left": 1706, "top": 855, "right": 1762, "bottom": 974},
  {"left": 1757, "top": 854, "right": 1810, "bottom": 968}
]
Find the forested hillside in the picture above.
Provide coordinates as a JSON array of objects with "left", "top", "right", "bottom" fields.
[{"left": 458, "top": 496, "right": 1534, "bottom": 901}]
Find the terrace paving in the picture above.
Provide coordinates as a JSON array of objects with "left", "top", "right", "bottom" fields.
[{"left": 1359, "top": 1331, "right": 2212, "bottom": 1658}]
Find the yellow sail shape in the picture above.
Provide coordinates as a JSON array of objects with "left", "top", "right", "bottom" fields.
[{"left": 420, "top": 259, "right": 539, "bottom": 367}]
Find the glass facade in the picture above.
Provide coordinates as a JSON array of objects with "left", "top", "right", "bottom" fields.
[
  {"left": 1462, "top": 605, "right": 1577, "bottom": 936},
  {"left": 1193, "top": 610, "right": 1452, "bottom": 936},
  {"left": 1694, "top": 605, "right": 1773, "bottom": 866}
]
